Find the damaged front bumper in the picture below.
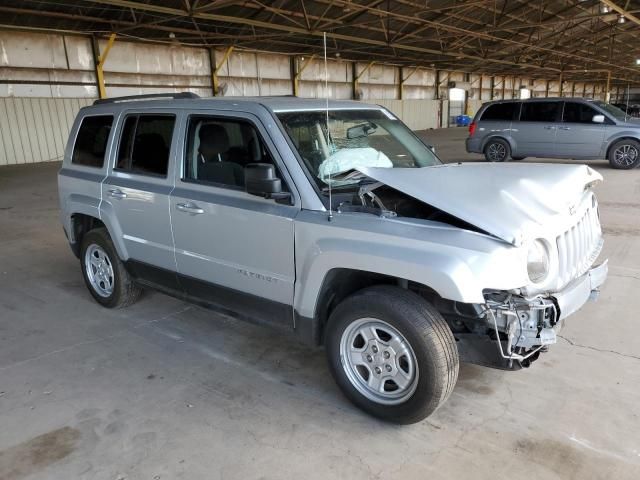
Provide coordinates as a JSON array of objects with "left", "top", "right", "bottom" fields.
[{"left": 457, "top": 260, "right": 608, "bottom": 370}]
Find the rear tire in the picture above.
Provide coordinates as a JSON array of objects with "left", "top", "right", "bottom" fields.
[
  {"left": 325, "top": 285, "right": 459, "bottom": 424},
  {"left": 608, "top": 139, "right": 640, "bottom": 169},
  {"left": 80, "top": 228, "right": 142, "bottom": 308},
  {"left": 483, "top": 138, "right": 511, "bottom": 162}
]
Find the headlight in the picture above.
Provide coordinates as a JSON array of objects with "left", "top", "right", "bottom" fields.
[{"left": 527, "top": 239, "right": 550, "bottom": 283}]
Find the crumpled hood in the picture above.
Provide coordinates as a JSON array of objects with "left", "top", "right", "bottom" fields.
[{"left": 357, "top": 163, "right": 602, "bottom": 246}]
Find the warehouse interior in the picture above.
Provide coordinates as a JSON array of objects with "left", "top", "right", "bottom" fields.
[{"left": 1, "top": 1, "right": 639, "bottom": 479}]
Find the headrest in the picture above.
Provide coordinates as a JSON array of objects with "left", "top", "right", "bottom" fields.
[{"left": 199, "top": 124, "right": 230, "bottom": 159}]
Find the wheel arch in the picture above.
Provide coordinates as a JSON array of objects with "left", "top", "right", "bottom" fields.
[
  {"left": 300, "top": 268, "right": 447, "bottom": 346},
  {"left": 605, "top": 135, "right": 640, "bottom": 159},
  {"left": 68, "top": 211, "right": 128, "bottom": 260},
  {"left": 480, "top": 134, "right": 515, "bottom": 154}
]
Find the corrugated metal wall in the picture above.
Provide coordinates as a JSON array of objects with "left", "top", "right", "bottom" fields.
[
  {"left": 0, "top": 30, "right": 623, "bottom": 166},
  {"left": 0, "top": 97, "right": 93, "bottom": 166},
  {"left": 374, "top": 100, "right": 441, "bottom": 130}
]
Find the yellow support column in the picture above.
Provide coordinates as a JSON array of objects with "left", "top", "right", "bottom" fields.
[
  {"left": 353, "top": 61, "right": 375, "bottom": 99},
  {"left": 293, "top": 55, "right": 316, "bottom": 97},
  {"left": 399, "top": 67, "right": 418, "bottom": 100},
  {"left": 211, "top": 46, "right": 234, "bottom": 96},
  {"left": 93, "top": 33, "right": 116, "bottom": 99}
]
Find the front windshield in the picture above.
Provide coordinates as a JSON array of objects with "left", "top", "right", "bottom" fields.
[
  {"left": 594, "top": 101, "right": 627, "bottom": 120},
  {"left": 276, "top": 108, "right": 440, "bottom": 189}
]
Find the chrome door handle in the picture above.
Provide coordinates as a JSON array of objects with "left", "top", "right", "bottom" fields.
[
  {"left": 176, "top": 202, "right": 204, "bottom": 215},
  {"left": 543, "top": 126, "right": 556, "bottom": 130},
  {"left": 559, "top": 126, "right": 571, "bottom": 130},
  {"left": 108, "top": 189, "right": 127, "bottom": 199}
]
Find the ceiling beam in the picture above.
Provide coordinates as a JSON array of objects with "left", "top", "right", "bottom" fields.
[{"left": 78, "top": 0, "right": 562, "bottom": 72}]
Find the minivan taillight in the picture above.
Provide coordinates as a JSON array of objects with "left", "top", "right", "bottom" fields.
[{"left": 468, "top": 122, "right": 477, "bottom": 137}]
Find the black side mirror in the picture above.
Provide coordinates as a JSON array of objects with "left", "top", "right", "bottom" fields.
[{"left": 245, "top": 163, "right": 292, "bottom": 204}]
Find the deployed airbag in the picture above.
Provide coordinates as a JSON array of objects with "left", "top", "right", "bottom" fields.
[{"left": 319, "top": 147, "right": 392, "bottom": 184}]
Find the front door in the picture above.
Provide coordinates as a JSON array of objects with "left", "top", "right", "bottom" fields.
[
  {"left": 101, "top": 112, "right": 179, "bottom": 285},
  {"left": 510, "top": 101, "right": 561, "bottom": 157},
  {"left": 555, "top": 101, "right": 607, "bottom": 158},
  {"left": 170, "top": 112, "right": 298, "bottom": 328}
]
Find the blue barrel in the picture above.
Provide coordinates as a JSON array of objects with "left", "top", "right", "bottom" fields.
[{"left": 455, "top": 115, "right": 471, "bottom": 126}]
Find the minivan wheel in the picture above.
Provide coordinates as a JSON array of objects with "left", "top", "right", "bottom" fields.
[
  {"left": 325, "top": 285, "right": 459, "bottom": 424},
  {"left": 608, "top": 139, "right": 640, "bottom": 169},
  {"left": 484, "top": 139, "right": 511, "bottom": 162},
  {"left": 80, "top": 228, "right": 142, "bottom": 308}
]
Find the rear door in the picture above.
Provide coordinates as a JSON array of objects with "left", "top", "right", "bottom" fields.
[
  {"left": 170, "top": 111, "right": 298, "bottom": 329},
  {"left": 555, "top": 101, "right": 607, "bottom": 158},
  {"left": 510, "top": 101, "right": 561, "bottom": 156},
  {"left": 476, "top": 101, "right": 517, "bottom": 144},
  {"left": 101, "top": 112, "right": 179, "bottom": 284}
]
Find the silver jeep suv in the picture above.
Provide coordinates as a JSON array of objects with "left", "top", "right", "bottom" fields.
[
  {"left": 59, "top": 93, "right": 607, "bottom": 423},
  {"left": 466, "top": 97, "right": 640, "bottom": 169}
]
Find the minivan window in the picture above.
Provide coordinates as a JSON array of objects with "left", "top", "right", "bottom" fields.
[
  {"left": 593, "top": 101, "right": 627, "bottom": 121},
  {"left": 562, "top": 102, "right": 601, "bottom": 123},
  {"left": 72, "top": 115, "right": 113, "bottom": 168},
  {"left": 519, "top": 102, "right": 560, "bottom": 122},
  {"left": 481, "top": 103, "right": 517, "bottom": 121},
  {"left": 116, "top": 114, "right": 175, "bottom": 177}
]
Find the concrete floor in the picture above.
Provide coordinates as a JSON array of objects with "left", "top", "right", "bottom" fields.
[{"left": 1, "top": 128, "right": 639, "bottom": 480}]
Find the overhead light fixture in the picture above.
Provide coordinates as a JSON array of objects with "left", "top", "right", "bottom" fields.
[
  {"left": 600, "top": 4, "right": 610, "bottom": 13},
  {"left": 636, "top": 58, "right": 640, "bottom": 65},
  {"left": 618, "top": 14, "right": 626, "bottom": 24}
]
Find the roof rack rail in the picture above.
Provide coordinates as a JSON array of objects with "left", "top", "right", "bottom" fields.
[{"left": 93, "top": 92, "right": 199, "bottom": 105}]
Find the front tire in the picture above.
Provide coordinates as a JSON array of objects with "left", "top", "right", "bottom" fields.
[
  {"left": 80, "top": 228, "right": 142, "bottom": 308},
  {"left": 325, "top": 286, "right": 459, "bottom": 424},
  {"left": 484, "top": 138, "right": 511, "bottom": 162},
  {"left": 608, "top": 139, "right": 640, "bottom": 169}
]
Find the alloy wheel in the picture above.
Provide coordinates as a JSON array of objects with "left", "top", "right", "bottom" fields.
[
  {"left": 613, "top": 144, "right": 639, "bottom": 167},
  {"left": 487, "top": 142, "right": 507, "bottom": 161}
]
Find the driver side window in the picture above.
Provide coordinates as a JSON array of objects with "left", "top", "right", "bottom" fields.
[
  {"left": 562, "top": 102, "right": 601, "bottom": 124},
  {"left": 183, "top": 116, "right": 279, "bottom": 189}
]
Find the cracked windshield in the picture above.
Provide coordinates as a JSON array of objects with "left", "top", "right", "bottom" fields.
[{"left": 276, "top": 109, "right": 440, "bottom": 188}]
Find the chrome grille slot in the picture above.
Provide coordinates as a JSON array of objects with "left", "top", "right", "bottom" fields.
[{"left": 556, "top": 204, "right": 601, "bottom": 286}]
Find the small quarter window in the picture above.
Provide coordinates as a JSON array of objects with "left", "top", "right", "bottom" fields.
[
  {"left": 116, "top": 114, "right": 175, "bottom": 177},
  {"left": 480, "top": 103, "right": 517, "bottom": 121},
  {"left": 72, "top": 115, "right": 113, "bottom": 168}
]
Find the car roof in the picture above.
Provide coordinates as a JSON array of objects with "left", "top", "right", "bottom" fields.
[
  {"left": 482, "top": 97, "right": 599, "bottom": 106},
  {"left": 79, "top": 95, "right": 386, "bottom": 115}
]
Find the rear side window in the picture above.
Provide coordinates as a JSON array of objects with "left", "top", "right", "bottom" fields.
[
  {"left": 72, "top": 115, "right": 113, "bottom": 168},
  {"left": 562, "top": 102, "right": 600, "bottom": 123},
  {"left": 520, "top": 102, "right": 560, "bottom": 122},
  {"left": 480, "top": 103, "right": 517, "bottom": 121},
  {"left": 116, "top": 114, "right": 175, "bottom": 177}
]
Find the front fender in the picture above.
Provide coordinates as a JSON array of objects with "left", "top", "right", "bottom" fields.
[{"left": 293, "top": 211, "right": 528, "bottom": 319}]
